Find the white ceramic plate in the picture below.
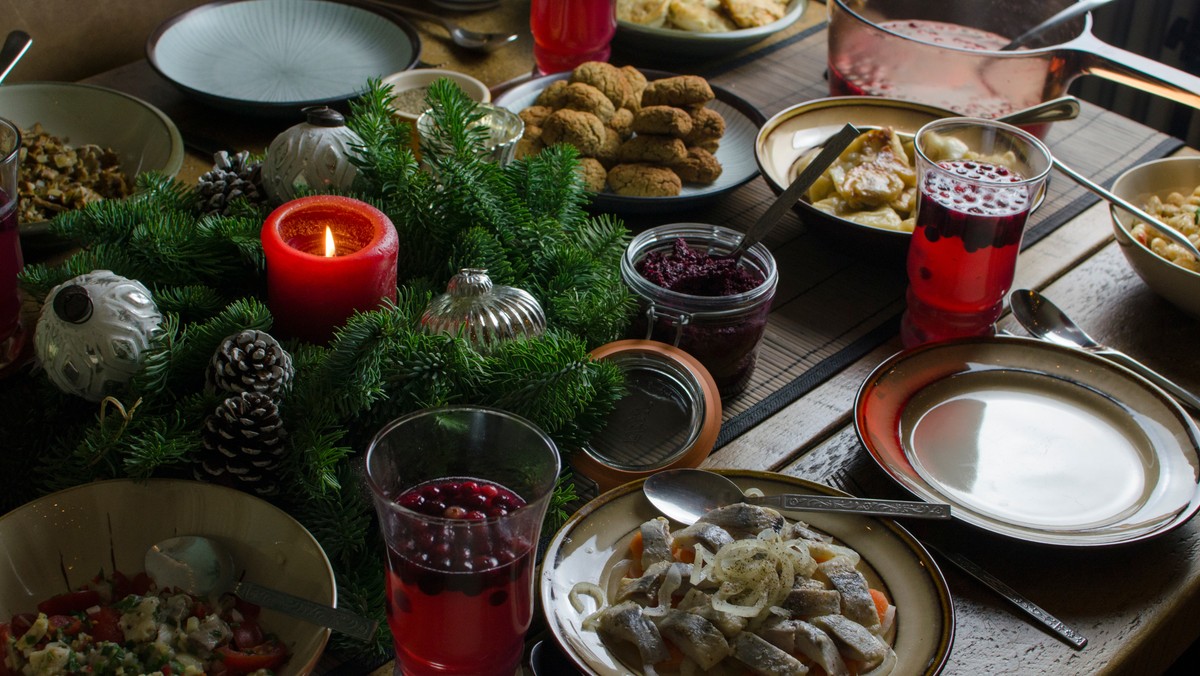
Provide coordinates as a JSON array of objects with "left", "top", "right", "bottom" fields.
[
  {"left": 540, "top": 470, "right": 954, "bottom": 675},
  {"left": 856, "top": 336, "right": 1200, "bottom": 546},
  {"left": 147, "top": 0, "right": 420, "bottom": 115},
  {"left": 614, "top": 0, "right": 808, "bottom": 56},
  {"left": 494, "top": 69, "right": 765, "bottom": 215},
  {"left": 0, "top": 479, "right": 336, "bottom": 675}
]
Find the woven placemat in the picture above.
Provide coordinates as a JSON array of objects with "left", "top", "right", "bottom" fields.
[{"left": 679, "top": 23, "right": 1186, "bottom": 448}]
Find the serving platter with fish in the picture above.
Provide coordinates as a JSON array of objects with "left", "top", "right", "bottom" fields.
[{"left": 540, "top": 470, "right": 954, "bottom": 675}]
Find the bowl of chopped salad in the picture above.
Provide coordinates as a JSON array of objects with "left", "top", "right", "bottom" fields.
[{"left": 0, "top": 479, "right": 336, "bottom": 675}]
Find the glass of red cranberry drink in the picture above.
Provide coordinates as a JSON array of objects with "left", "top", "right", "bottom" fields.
[
  {"left": 365, "top": 406, "right": 561, "bottom": 676},
  {"left": 1, "top": 117, "right": 27, "bottom": 376},
  {"left": 900, "top": 118, "right": 1051, "bottom": 347}
]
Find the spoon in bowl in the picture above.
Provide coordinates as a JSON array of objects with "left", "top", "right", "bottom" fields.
[
  {"left": 643, "top": 468, "right": 952, "bottom": 524},
  {"left": 1001, "top": 0, "right": 1119, "bottom": 51},
  {"left": 0, "top": 30, "right": 32, "bottom": 85},
  {"left": 145, "top": 535, "right": 378, "bottom": 641},
  {"left": 1009, "top": 289, "right": 1200, "bottom": 414},
  {"left": 363, "top": 0, "right": 519, "bottom": 51}
]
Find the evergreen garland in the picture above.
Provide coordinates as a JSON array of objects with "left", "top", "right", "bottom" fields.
[{"left": 0, "top": 79, "right": 636, "bottom": 656}]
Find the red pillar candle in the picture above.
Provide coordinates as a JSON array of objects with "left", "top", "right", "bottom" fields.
[{"left": 262, "top": 195, "right": 399, "bottom": 344}]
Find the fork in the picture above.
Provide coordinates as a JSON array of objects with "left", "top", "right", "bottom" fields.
[{"left": 825, "top": 467, "right": 1088, "bottom": 650}]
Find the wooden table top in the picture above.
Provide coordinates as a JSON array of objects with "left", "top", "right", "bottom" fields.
[{"left": 79, "top": 2, "right": 1200, "bottom": 675}]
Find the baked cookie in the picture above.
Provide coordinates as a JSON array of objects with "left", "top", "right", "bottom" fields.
[
  {"left": 641, "top": 75, "right": 715, "bottom": 107},
  {"left": 688, "top": 107, "right": 726, "bottom": 141},
  {"left": 515, "top": 136, "right": 544, "bottom": 161},
  {"left": 519, "top": 105, "right": 554, "bottom": 129},
  {"left": 610, "top": 108, "right": 635, "bottom": 139},
  {"left": 535, "top": 80, "right": 570, "bottom": 108},
  {"left": 618, "top": 134, "right": 688, "bottom": 164},
  {"left": 570, "top": 62, "right": 632, "bottom": 110},
  {"left": 620, "top": 66, "right": 648, "bottom": 110},
  {"left": 721, "top": 0, "right": 787, "bottom": 29},
  {"left": 523, "top": 124, "right": 543, "bottom": 143},
  {"left": 632, "top": 105, "right": 694, "bottom": 138},
  {"left": 617, "top": 0, "right": 671, "bottom": 28},
  {"left": 577, "top": 157, "right": 609, "bottom": 192},
  {"left": 560, "top": 82, "right": 617, "bottom": 123},
  {"left": 608, "top": 163, "right": 683, "bottom": 197},
  {"left": 541, "top": 109, "right": 607, "bottom": 157},
  {"left": 672, "top": 146, "right": 723, "bottom": 184},
  {"left": 594, "top": 127, "right": 623, "bottom": 168}
]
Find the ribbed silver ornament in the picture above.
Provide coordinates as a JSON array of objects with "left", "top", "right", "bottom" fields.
[{"left": 421, "top": 268, "right": 546, "bottom": 351}]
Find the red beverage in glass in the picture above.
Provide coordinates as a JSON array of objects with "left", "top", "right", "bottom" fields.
[
  {"left": 530, "top": 0, "right": 616, "bottom": 74},
  {"left": 1, "top": 115, "right": 28, "bottom": 375},
  {"left": 384, "top": 477, "right": 533, "bottom": 676}
]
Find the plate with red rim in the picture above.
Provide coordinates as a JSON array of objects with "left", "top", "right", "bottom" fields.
[
  {"left": 855, "top": 336, "right": 1200, "bottom": 546},
  {"left": 539, "top": 469, "right": 954, "bottom": 675}
]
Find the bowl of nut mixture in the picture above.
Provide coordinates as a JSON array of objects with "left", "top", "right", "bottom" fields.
[
  {"left": 0, "top": 82, "right": 185, "bottom": 251},
  {"left": 1111, "top": 156, "right": 1200, "bottom": 318}
]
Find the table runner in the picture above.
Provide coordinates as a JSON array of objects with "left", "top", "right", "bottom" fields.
[{"left": 669, "top": 23, "right": 1187, "bottom": 448}]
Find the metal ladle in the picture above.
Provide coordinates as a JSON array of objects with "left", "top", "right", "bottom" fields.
[
  {"left": 363, "top": 0, "right": 519, "bottom": 51},
  {"left": 0, "top": 30, "right": 32, "bottom": 84},
  {"left": 1001, "top": 0, "right": 1120, "bottom": 51},
  {"left": 642, "top": 468, "right": 952, "bottom": 523},
  {"left": 145, "top": 535, "right": 378, "bottom": 641}
]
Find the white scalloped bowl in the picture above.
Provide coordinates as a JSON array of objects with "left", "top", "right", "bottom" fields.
[{"left": 0, "top": 479, "right": 336, "bottom": 675}]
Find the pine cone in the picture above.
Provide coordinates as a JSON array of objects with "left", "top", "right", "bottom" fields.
[
  {"left": 197, "top": 150, "right": 265, "bottom": 216},
  {"left": 206, "top": 330, "right": 293, "bottom": 398},
  {"left": 195, "top": 391, "right": 287, "bottom": 496}
]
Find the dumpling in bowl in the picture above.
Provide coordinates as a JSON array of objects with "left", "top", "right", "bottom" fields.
[
  {"left": 802, "top": 128, "right": 918, "bottom": 232},
  {"left": 618, "top": 0, "right": 672, "bottom": 27}
]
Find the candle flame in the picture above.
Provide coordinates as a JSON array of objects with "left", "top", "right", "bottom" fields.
[{"left": 324, "top": 227, "right": 336, "bottom": 257}]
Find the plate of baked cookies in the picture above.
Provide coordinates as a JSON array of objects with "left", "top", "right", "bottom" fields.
[
  {"left": 493, "top": 63, "right": 766, "bottom": 215},
  {"left": 613, "top": 0, "right": 808, "bottom": 56}
]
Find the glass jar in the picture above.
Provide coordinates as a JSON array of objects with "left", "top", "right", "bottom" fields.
[{"left": 621, "top": 223, "right": 779, "bottom": 399}]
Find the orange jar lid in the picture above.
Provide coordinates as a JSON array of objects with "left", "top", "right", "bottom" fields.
[{"left": 570, "top": 340, "right": 721, "bottom": 494}]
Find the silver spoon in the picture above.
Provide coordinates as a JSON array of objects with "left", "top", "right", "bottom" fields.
[
  {"left": 643, "top": 468, "right": 952, "bottom": 523},
  {"left": 1001, "top": 0, "right": 1120, "bottom": 51},
  {"left": 363, "top": 0, "right": 519, "bottom": 51},
  {"left": 0, "top": 30, "right": 32, "bottom": 84},
  {"left": 726, "top": 123, "right": 860, "bottom": 261},
  {"left": 1010, "top": 288, "right": 1200, "bottom": 414},
  {"left": 145, "top": 535, "right": 378, "bottom": 641},
  {"left": 1050, "top": 156, "right": 1200, "bottom": 260}
]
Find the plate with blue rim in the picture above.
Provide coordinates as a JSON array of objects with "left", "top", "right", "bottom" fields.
[
  {"left": 147, "top": 0, "right": 421, "bottom": 117},
  {"left": 493, "top": 68, "right": 766, "bottom": 215}
]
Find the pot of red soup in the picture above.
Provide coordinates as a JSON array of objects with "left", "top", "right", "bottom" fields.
[{"left": 827, "top": 0, "right": 1200, "bottom": 138}]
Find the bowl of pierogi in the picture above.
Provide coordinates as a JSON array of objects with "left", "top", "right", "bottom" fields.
[{"left": 615, "top": 0, "right": 808, "bottom": 55}]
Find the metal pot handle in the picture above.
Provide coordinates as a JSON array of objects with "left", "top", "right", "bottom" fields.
[{"left": 1062, "top": 30, "right": 1200, "bottom": 112}]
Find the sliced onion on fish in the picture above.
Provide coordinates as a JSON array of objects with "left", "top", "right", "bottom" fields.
[
  {"left": 643, "top": 563, "right": 683, "bottom": 617},
  {"left": 569, "top": 581, "right": 606, "bottom": 614}
]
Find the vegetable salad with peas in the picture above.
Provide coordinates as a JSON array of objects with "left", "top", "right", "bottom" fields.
[{"left": 1, "top": 571, "right": 288, "bottom": 676}]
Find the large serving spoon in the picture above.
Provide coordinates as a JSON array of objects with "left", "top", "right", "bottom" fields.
[
  {"left": 363, "top": 0, "right": 519, "bottom": 51},
  {"left": 643, "top": 468, "right": 952, "bottom": 523},
  {"left": 1050, "top": 156, "right": 1200, "bottom": 260},
  {"left": 0, "top": 30, "right": 32, "bottom": 84},
  {"left": 1001, "top": 0, "right": 1120, "bottom": 51},
  {"left": 145, "top": 535, "right": 378, "bottom": 641},
  {"left": 1010, "top": 288, "right": 1200, "bottom": 415}
]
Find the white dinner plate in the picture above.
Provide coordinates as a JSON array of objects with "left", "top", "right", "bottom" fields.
[
  {"left": 540, "top": 470, "right": 954, "bottom": 675},
  {"left": 493, "top": 69, "right": 765, "bottom": 215},
  {"left": 147, "top": 0, "right": 420, "bottom": 115},
  {"left": 856, "top": 336, "right": 1200, "bottom": 546}
]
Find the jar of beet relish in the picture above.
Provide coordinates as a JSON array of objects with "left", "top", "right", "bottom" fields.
[{"left": 621, "top": 223, "right": 779, "bottom": 399}]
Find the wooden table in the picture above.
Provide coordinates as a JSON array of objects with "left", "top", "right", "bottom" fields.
[{"left": 79, "top": 2, "right": 1200, "bottom": 674}]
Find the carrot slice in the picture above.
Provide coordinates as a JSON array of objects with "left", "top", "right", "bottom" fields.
[
  {"left": 670, "top": 542, "right": 696, "bottom": 564},
  {"left": 869, "top": 588, "right": 890, "bottom": 626},
  {"left": 629, "top": 530, "right": 644, "bottom": 562}
]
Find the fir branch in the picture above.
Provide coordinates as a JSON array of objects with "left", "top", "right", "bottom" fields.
[{"left": 151, "top": 285, "right": 227, "bottom": 321}]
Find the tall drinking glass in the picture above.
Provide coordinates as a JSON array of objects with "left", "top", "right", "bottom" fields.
[
  {"left": 530, "top": 0, "right": 617, "bottom": 74},
  {"left": 1, "top": 117, "right": 26, "bottom": 376},
  {"left": 900, "top": 118, "right": 1051, "bottom": 348},
  {"left": 365, "top": 406, "right": 561, "bottom": 676}
]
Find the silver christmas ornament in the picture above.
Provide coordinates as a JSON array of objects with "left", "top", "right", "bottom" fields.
[
  {"left": 34, "top": 270, "right": 163, "bottom": 401},
  {"left": 421, "top": 268, "right": 546, "bottom": 352},
  {"left": 263, "top": 106, "right": 363, "bottom": 204}
]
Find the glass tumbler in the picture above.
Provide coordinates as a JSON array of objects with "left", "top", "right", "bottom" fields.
[
  {"left": 900, "top": 118, "right": 1052, "bottom": 348},
  {"left": 530, "top": 0, "right": 617, "bottom": 74},
  {"left": 1, "top": 117, "right": 26, "bottom": 376},
  {"left": 365, "top": 406, "right": 561, "bottom": 676}
]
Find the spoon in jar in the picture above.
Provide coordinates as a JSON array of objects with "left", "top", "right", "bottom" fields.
[
  {"left": 145, "top": 535, "right": 378, "bottom": 641},
  {"left": 0, "top": 30, "right": 32, "bottom": 85},
  {"left": 725, "top": 123, "right": 861, "bottom": 262},
  {"left": 1010, "top": 289, "right": 1200, "bottom": 414},
  {"left": 643, "top": 468, "right": 952, "bottom": 524}
]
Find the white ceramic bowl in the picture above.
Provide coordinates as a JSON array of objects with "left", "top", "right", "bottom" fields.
[
  {"left": 1110, "top": 156, "right": 1200, "bottom": 318},
  {"left": 614, "top": 0, "right": 808, "bottom": 56},
  {"left": 0, "top": 479, "right": 336, "bottom": 675},
  {"left": 381, "top": 68, "right": 492, "bottom": 123},
  {"left": 0, "top": 82, "right": 185, "bottom": 250}
]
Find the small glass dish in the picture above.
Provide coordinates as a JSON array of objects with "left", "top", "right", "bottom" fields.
[{"left": 417, "top": 102, "right": 524, "bottom": 167}]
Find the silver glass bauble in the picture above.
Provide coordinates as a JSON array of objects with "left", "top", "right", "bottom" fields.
[
  {"left": 34, "top": 270, "right": 163, "bottom": 401},
  {"left": 421, "top": 268, "right": 546, "bottom": 351}
]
